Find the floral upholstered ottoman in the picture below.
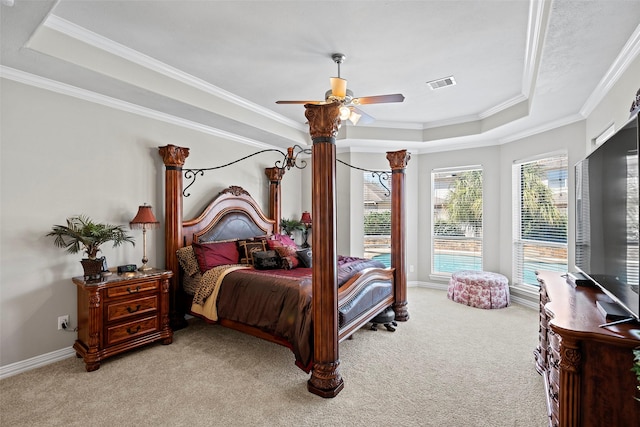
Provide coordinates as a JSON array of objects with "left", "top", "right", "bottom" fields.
[{"left": 447, "top": 270, "right": 510, "bottom": 309}]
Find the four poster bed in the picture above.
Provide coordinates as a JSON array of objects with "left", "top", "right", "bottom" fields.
[{"left": 158, "top": 103, "right": 410, "bottom": 397}]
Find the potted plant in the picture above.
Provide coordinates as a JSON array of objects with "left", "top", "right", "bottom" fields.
[
  {"left": 280, "top": 218, "right": 305, "bottom": 237},
  {"left": 47, "top": 215, "right": 134, "bottom": 279}
]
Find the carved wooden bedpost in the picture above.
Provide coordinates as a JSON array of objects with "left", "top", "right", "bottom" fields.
[
  {"left": 387, "top": 149, "right": 410, "bottom": 321},
  {"left": 158, "top": 144, "right": 190, "bottom": 330},
  {"left": 305, "top": 102, "right": 344, "bottom": 398},
  {"left": 264, "top": 167, "right": 285, "bottom": 232}
]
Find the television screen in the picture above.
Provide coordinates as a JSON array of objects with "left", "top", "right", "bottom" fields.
[{"left": 575, "top": 113, "right": 639, "bottom": 320}]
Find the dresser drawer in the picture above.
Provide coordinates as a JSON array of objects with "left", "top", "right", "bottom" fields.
[
  {"left": 105, "top": 316, "right": 159, "bottom": 346},
  {"left": 106, "top": 281, "right": 158, "bottom": 298},
  {"left": 106, "top": 295, "right": 158, "bottom": 323}
]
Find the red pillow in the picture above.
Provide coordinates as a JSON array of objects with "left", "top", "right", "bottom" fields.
[
  {"left": 271, "top": 233, "right": 297, "bottom": 247},
  {"left": 192, "top": 241, "right": 239, "bottom": 273},
  {"left": 268, "top": 240, "right": 300, "bottom": 269}
]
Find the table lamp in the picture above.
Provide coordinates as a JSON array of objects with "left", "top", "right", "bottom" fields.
[
  {"left": 130, "top": 204, "right": 159, "bottom": 271},
  {"left": 300, "top": 211, "right": 312, "bottom": 248}
]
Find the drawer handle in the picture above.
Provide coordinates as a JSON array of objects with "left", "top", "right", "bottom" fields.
[
  {"left": 127, "top": 286, "right": 141, "bottom": 294},
  {"left": 126, "top": 304, "right": 141, "bottom": 314},
  {"left": 126, "top": 325, "right": 141, "bottom": 335}
]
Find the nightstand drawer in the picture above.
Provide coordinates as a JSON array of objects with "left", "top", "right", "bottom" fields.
[
  {"left": 106, "top": 281, "right": 158, "bottom": 298},
  {"left": 105, "top": 316, "right": 158, "bottom": 346},
  {"left": 106, "top": 295, "right": 158, "bottom": 323}
]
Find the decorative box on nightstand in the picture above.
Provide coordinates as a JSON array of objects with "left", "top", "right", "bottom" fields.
[{"left": 72, "top": 268, "right": 173, "bottom": 371}]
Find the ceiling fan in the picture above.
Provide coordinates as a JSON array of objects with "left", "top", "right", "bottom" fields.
[{"left": 276, "top": 53, "right": 404, "bottom": 125}]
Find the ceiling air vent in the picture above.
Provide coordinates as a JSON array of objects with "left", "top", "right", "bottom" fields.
[{"left": 427, "top": 76, "right": 456, "bottom": 90}]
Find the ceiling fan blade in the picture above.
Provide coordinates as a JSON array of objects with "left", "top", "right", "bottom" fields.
[
  {"left": 330, "top": 77, "right": 348, "bottom": 98},
  {"left": 275, "top": 100, "right": 323, "bottom": 104},
  {"left": 353, "top": 94, "right": 405, "bottom": 105}
]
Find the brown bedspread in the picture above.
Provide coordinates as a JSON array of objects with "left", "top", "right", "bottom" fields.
[
  {"left": 217, "top": 268, "right": 314, "bottom": 371},
  {"left": 193, "top": 257, "right": 387, "bottom": 372}
]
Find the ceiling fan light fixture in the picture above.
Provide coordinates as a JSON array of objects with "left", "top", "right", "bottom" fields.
[
  {"left": 330, "top": 77, "right": 347, "bottom": 98},
  {"left": 348, "top": 111, "right": 362, "bottom": 125},
  {"left": 339, "top": 105, "right": 351, "bottom": 120}
]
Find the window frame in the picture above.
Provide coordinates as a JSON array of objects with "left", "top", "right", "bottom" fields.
[
  {"left": 430, "top": 165, "right": 484, "bottom": 279},
  {"left": 512, "top": 151, "right": 569, "bottom": 289}
]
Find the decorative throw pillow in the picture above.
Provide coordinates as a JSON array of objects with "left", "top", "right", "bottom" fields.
[
  {"left": 192, "top": 241, "right": 239, "bottom": 273},
  {"left": 176, "top": 245, "right": 200, "bottom": 277},
  {"left": 280, "top": 255, "right": 299, "bottom": 270},
  {"left": 296, "top": 248, "right": 312, "bottom": 268},
  {"left": 237, "top": 239, "right": 267, "bottom": 265},
  {"left": 252, "top": 250, "right": 281, "bottom": 270},
  {"left": 182, "top": 271, "right": 202, "bottom": 295},
  {"left": 268, "top": 240, "right": 300, "bottom": 269},
  {"left": 271, "top": 233, "right": 297, "bottom": 247}
]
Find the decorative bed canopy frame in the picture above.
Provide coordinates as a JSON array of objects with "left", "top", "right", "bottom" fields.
[{"left": 158, "top": 102, "right": 409, "bottom": 398}]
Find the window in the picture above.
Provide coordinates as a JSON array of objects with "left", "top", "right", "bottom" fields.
[
  {"left": 513, "top": 155, "right": 568, "bottom": 286},
  {"left": 431, "top": 167, "right": 483, "bottom": 275},
  {"left": 363, "top": 172, "right": 392, "bottom": 266}
]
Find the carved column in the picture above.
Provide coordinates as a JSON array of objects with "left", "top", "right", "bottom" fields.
[
  {"left": 158, "top": 144, "right": 190, "bottom": 330},
  {"left": 387, "top": 150, "right": 410, "bottom": 321},
  {"left": 160, "top": 276, "right": 173, "bottom": 345},
  {"left": 265, "top": 166, "right": 285, "bottom": 232},
  {"left": 559, "top": 337, "right": 582, "bottom": 427},
  {"left": 85, "top": 288, "right": 101, "bottom": 372},
  {"left": 305, "top": 102, "right": 344, "bottom": 398}
]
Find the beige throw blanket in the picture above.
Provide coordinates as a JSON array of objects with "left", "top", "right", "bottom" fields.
[{"left": 191, "top": 264, "right": 249, "bottom": 321}]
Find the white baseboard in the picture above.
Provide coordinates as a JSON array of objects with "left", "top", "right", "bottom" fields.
[
  {"left": 413, "top": 280, "right": 449, "bottom": 291},
  {"left": 0, "top": 346, "right": 75, "bottom": 380}
]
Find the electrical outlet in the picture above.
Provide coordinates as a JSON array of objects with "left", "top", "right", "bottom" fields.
[
  {"left": 57, "top": 315, "right": 69, "bottom": 330},
  {"left": 409, "top": 265, "right": 415, "bottom": 273}
]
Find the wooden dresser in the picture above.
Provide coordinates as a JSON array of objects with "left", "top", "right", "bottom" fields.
[
  {"left": 72, "top": 269, "right": 173, "bottom": 371},
  {"left": 534, "top": 271, "right": 640, "bottom": 427}
]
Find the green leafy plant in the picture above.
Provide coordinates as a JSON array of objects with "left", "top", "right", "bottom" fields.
[
  {"left": 633, "top": 347, "right": 640, "bottom": 401},
  {"left": 364, "top": 210, "right": 391, "bottom": 236},
  {"left": 47, "top": 215, "right": 134, "bottom": 259},
  {"left": 280, "top": 218, "right": 305, "bottom": 236}
]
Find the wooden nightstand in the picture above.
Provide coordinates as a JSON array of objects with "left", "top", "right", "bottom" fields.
[{"left": 72, "top": 268, "right": 173, "bottom": 371}]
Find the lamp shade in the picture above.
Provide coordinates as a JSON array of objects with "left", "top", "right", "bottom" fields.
[
  {"left": 330, "top": 77, "right": 347, "bottom": 98},
  {"left": 300, "top": 211, "right": 312, "bottom": 226},
  {"left": 130, "top": 205, "right": 159, "bottom": 229}
]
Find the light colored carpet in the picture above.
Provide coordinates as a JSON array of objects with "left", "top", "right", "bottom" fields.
[{"left": 0, "top": 287, "right": 547, "bottom": 427}]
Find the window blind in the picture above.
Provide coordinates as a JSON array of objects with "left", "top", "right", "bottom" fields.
[
  {"left": 431, "top": 168, "right": 483, "bottom": 275},
  {"left": 363, "top": 173, "right": 392, "bottom": 266},
  {"left": 513, "top": 155, "right": 568, "bottom": 286}
]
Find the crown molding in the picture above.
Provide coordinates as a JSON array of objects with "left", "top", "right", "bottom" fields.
[
  {"left": 580, "top": 22, "right": 640, "bottom": 117},
  {"left": 0, "top": 66, "right": 275, "bottom": 150},
  {"left": 522, "top": 0, "right": 552, "bottom": 98},
  {"left": 41, "top": 15, "right": 307, "bottom": 133}
]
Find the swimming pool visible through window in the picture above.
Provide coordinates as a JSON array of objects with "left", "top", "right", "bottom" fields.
[{"left": 431, "top": 166, "right": 483, "bottom": 276}]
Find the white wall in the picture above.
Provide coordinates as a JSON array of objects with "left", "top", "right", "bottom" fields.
[
  {"left": 0, "top": 79, "right": 302, "bottom": 367},
  {"left": 497, "top": 122, "right": 586, "bottom": 284},
  {"left": 417, "top": 145, "right": 502, "bottom": 284},
  {"left": 586, "top": 55, "right": 640, "bottom": 150}
]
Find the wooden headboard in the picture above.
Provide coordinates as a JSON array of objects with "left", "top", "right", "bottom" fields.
[{"left": 182, "top": 186, "right": 275, "bottom": 246}]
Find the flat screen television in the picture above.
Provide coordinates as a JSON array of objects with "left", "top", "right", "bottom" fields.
[{"left": 575, "top": 112, "right": 639, "bottom": 322}]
